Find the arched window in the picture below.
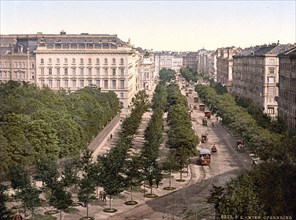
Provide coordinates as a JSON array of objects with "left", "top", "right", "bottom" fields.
[
  {"left": 120, "top": 58, "right": 124, "bottom": 65},
  {"left": 104, "top": 58, "right": 108, "bottom": 65},
  {"left": 64, "top": 58, "right": 68, "bottom": 64},
  {"left": 88, "top": 58, "right": 92, "bottom": 64},
  {"left": 72, "top": 58, "right": 76, "bottom": 64},
  {"left": 80, "top": 58, "right": 84, "bottom": 65},
  {"left": 49, "top": 58, "right": 52, "bottom": 64},
  {"left": 112, "top": 58, "right": 116, "bottom": 65},
  {"left": 96, "top": 58, "right": 100, "bottom": 65},
  {"left": 57, "top": 58, "right": 60, "bottom": 64},
  {"left": 41, "top": 58, "right": 44, "bottom": 64}
]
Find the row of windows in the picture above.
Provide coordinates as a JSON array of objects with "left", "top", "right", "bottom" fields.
[
  {"left": 0, "top": 61, "right": 35, "bottom": 68},
  {"left": 40, "top": 79, "right": 126, "bottom": 90},
  {"left": 40, "top": 58, "right": 125, "bottom": 65},
  {"left": 40, "top": 67, "right": 125, "bottom": 76},
  {"left": 0, "top": 71, "right": 35, "bottom": 79}
]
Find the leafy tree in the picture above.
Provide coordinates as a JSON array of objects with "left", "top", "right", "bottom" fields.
[
  {"left": 8, "top": 165, "right": 30, "bottom": 190},
  {"left": 76, "top": 150, "right": 97, "bottom": 218},
  {"left": 180, "top": 67, "right": 197, "bottom": 82},
  {"left": 8, "top": 166, "right": 41, "bottom": 219},
  {"left": 35, "top": 156, "right": 59, "bottom": 188},
  {"left": 208, "top": 171, "right": 265, "bottom": 219},
  {"left": 99, "top": 151, "right": 126, "bottom": 211},
  {"left": 142, "top": 161, "right": 162, "bottom": 195},
  {"left": 49, "top": 182, "right": 73, "bottom": 220},
  {"left": 159, "top": 68, "right": 176, "bottom": 82},
  {"left": 77, "top": 173, "right": 96, "bottom": 218},
  {"left": 17, "top": 185, "right": 41, "bottom": 219},
  {"left": 123, "top": 155, "right": 144, "bottom": 203},
  {"left": 162, "top": 152, "right": 179, "bottom": 189}
]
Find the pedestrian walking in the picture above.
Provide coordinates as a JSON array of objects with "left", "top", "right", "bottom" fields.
[
  {"left": 99, "top": 191, "right": 103, "bottom": 201},
  {"left": 103, "top": 191, "right": 107, "bottom": 202}
]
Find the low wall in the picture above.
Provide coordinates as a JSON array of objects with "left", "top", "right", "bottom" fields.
[{"left": 88, "top": 113, "right": 121, "bottom": 158}]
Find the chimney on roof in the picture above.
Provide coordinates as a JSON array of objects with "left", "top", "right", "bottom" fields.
[{"left": 60, "top": 30, "right": 66, "bottom": 35}]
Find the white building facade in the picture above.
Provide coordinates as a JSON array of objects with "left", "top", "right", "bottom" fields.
[{"left": 0, "top": 33, "right": 141, "bottom": 110}]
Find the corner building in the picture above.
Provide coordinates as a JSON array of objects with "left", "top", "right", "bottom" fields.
[
  {"left": 278, "top": 47, "right": 296, "bottom": 130},
  {"left": 232, "top": 44, "right": 293, "bottom": 117},
  {"left": 0, "top": 33, "right": 141, "bottom": 110}
]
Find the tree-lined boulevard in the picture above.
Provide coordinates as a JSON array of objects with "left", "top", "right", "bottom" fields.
[{"left": 1, "top": 67, "right": 296, "bottom": 220}]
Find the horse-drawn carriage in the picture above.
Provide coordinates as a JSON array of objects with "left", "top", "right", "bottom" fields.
[
  {"left": 201, "top": 133, "right": 208, "bottom": 143},
  {"left": 211, "top": 144, "right": 217, "bottom": 153}
]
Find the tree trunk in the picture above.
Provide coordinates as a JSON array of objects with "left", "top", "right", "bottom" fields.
[
  {"left": 86, "top": 203, "right": 89, "bottom": 218},
  {"left": 169, "top": 170, "right": 172, "bottom": 188},
  {"left": 130, "top": 186, "right": 133, "bottom": 201},
  {"left": 24, "top": 205, "right": 27, "bottom": 220},
  {"left": 180, "top": 169, "right": 183, "bottom": 180},
  {"left": 143, "top": 183, "right": 145, "bottom": 197},
  {"left": 150, "top": 185, "right": 153, "bottom": 195},
  {"left": 109, "top": 196, "right": 112, "bottom": 209},
  {"left": 60, "top": 210, "right": 62, "bottom": 220}
]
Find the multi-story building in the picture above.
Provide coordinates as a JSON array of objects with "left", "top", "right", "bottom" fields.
[
  {"left": 232, "top": 43, "right": 293, "bottom": 117},
  {"left": 0, "top": 33, "right": 141, "bottom": 110},
  {"left": 0, "top": 36, "right": 36, "bottom": 84},
  {"left": 216, "top": 47, "right": 240, "bottom": 90},
  {"left": 183, "top": 52, "right": 198, "bottom": 72},
  {"left": 278, "top": 46, "right": 296, "bottom": 130},
  {"left": 196, "top": 49, "right": 217, "bottom": 80},
  {"left": 196, "top": 49, "right": 208, "bottom": 74},
  {"left": 154, "top": 52, "right": 173, "bottom": 76},
  {"left": 139, "top": 53, "right": 155, "bottom": 91},
  {"left": 171, "top": 53, "right": 183, "bottom": 73},
  {"left": 209, "top": 51, "right": 217, "bottom": 81},
  {"left": 154, "top": 52, "right": 183, "bottom": 76}
]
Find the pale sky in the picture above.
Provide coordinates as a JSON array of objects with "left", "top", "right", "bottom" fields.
[{"left": 1, "top": 0, "right": 295, "bottom": 51}]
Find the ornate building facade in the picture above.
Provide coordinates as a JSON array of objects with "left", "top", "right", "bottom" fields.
[{"left": 0, "top": 33, "right": 141, "bottom": 110}]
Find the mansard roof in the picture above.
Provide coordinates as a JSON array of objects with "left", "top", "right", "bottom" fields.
[
  {"left": 253, "top": 44, "right": 293, "bottom": 56},
  {"left": 278, "top": 46, "right": 296, "bottom": 58},
  {"left": 0, "top": 33, "right": 130, "bottom": 56}
]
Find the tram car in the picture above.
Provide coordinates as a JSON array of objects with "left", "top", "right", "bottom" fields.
[{"left": 197, "top": 148, "right": 211, "bottom": 166}]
